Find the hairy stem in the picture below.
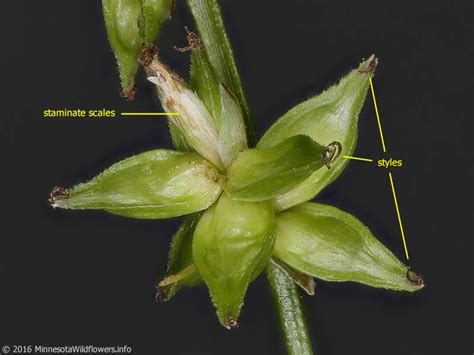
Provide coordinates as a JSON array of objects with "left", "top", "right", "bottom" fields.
[{"left": 184, "top": 0, "right": 315, "bottom": 352}]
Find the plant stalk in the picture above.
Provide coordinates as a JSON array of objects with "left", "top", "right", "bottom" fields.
[
  {"left": 185, "top": 1, "right": 315, "bottom": 353},
  {"left": 186, "top": 0, "right": 256, "bottom": 146},
  {"left": 267, "top": 262, "right": 314, "bottom": 355}
]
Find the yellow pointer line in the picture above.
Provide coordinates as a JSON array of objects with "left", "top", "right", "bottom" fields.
[
  {"left": 369, "top": 77, "right": 387, "bottom": 153},
  {"left": 342, "top": 155, "right": 373, "bottom": 162},
  {"left": 388, "top": 172, "right": 410, "bottom": 260},
  {"left": 121, "top": 112, "right": 180, "bottom": 116}
]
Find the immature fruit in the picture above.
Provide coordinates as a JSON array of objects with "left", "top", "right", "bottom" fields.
[
  {"left": 259, "top": 56, "right": 378, "bottom": 211},
  {"left": 102, "top": 0, "right": 171, "bottom": 98},
  {"left": 192, "top": 194, "right": 276, "bottom": 328},
  {"left": 273, "top": 203, "right": 424, "bottom": 291},
  {"left": 225, "top": 135, "right": 341, "bottom": 201},
  {"left": 139, "top": 0, "right": 172, "bottom": 43},
  {"left": 49, "top": 150, "right": 222, "bottom": 219}
]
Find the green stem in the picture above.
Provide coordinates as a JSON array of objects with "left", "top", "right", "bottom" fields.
[
  {"left": 267, "top": 262, "right": 314, "bottom": 355},
  {"left": 185, "top": 1, "right": 314, "bottom": 353},
  {"left": 186, "top": 0, "right": 256, "bottom": 146}
]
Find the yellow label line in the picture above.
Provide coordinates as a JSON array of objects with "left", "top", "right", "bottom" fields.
[
  {"left": 369, "top": 77, "right": 387, "bottom": 153},
  {"left": 342, "top": 155, "right": 373, "bottom": 162},
  {"left": 120, "top": 112, "right": 180, "bottom": 116},
  {"left": 388, "top": 172, "right": 410, "bottom": 260}
]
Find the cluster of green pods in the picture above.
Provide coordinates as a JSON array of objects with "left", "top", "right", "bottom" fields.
[
  {"left": 102, "top": 0, "right": 172, "bottom": 98},
  {"left": 50, "top": 10, "right": 423, "bottom": 328}
]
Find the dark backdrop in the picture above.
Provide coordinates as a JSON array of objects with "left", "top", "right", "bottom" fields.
[{"left": 1, "top": 1, "right": 472, "bottom": 354}]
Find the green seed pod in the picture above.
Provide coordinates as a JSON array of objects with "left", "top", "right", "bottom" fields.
[
  {"left": 273, "top": 203, "right": 424, "bottom": 292},
  {"left": 49, "top": 150, "right": 222, "bottom": 219},
  {"left": 147, "top": 60, "right": 224, "bottom": 170},
  {"left": 102, "top": 0, "right": 171, "bottom": 98},
  {"left": 225, "top": 135, "right": 341, "bottom": 201},
  {"left": 258, "top": 56, "right": 377, "bottom": 211},
  {"left": 156, "top": 213, "right": 202, "bottom": 301},
  {"left": 138, "top": 0, "right": 172, "bottom": 43},
  {"left": 192, "top": 193, "right": 276, "bottom": 328},
  {"left": 103, "top": 0, "right": 141, "bottom": 97}
]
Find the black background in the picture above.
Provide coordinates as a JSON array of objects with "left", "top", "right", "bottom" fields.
[{"left": 1, "top": 1, "right": 472, "bottom": 354}]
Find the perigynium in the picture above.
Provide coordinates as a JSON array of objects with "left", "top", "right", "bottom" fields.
[{"left": 50, "top": 0, "right": 423, "bottom": 331}]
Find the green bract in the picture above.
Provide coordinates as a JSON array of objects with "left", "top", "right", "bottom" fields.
[
  {"left": 157, "top": 213, "right": 202, "bottom": 301},
  {"left": 52, "top": 18, "right": 423, "bottom": 328},
  {"left": 216, "top": 84, "right": 248, "bottom": 168},
  {"left": 273, "top": 203, "right": 423, "bottom": 291},
  {"left": 192, "top": 194, "right": 276, "bottom": 328},
  {"left": 102, "top": 0, "right": 171, "bottom": 98}
]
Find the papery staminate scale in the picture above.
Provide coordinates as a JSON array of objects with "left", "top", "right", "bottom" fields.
[{"left": 147, "top": 60, "right": 223, "bottom": 170}]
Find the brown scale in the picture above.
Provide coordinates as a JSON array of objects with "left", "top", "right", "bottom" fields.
[
  {"left": 406, "top": 267, "right": 424, "bottom": 287},
  {"left": 358, "top": 55, "right": 379, "bottom": 74},
  {"left": 49, "top": 186, "right": 69, "bottom": 206}
]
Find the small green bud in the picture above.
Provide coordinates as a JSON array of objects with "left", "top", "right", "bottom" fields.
[
  {"left": 138, "top": 0, "right": 172, "bottom": 43},
  {"left": 225, "top": 135, "right": 341, "bottom": 201},
  {"left": 258, "top": 56, "right": 377, "bottom": 211},
  {"left": 273, "top": 203, "right": 424, "bottom": 292},
  {"left": 156, "top": 213, "right": 202, "bottom": 301},
  {"left": 102, "top": 0, "right": 171, "bottom": 99},
  {"left": 192, "top": 193, "right": 276, "bottom": 328},
  {"left": 49, "top": 150, "right": 222, "bottom": 219}
]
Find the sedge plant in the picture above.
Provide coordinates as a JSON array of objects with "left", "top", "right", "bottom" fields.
[{"left": 49, "top": 0, "right": 424, "bottom": 353}]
